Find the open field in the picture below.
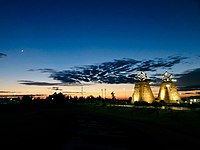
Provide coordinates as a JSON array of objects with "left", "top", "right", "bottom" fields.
[{"left": 0, "top": 103, "right": 200, "bottom": 150}]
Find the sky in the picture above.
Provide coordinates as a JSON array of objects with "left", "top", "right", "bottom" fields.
[{"left": 0, "top": 0, "right": 200, "bottom": 99}]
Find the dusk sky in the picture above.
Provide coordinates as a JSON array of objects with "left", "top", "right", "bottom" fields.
[{"left": 0, "top": 0, "right": 200, "bottom": 99}]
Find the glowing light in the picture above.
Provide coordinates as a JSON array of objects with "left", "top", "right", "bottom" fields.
[
  {"left": 132, "top": 80, "right": 154, "bottom": 103},
  {"left": 158, "top": 81, "right": 181, "bottom": 103},
  {"left": 160, "top": 90, "right": 165, "bottom": 100},
  {"left": 172, "top": 79, "right": 177, "bottom": 82}
]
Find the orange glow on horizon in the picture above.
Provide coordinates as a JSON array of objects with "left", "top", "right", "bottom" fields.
[{"left": 1, "top": 83, "right": 200, "bottom": 99}]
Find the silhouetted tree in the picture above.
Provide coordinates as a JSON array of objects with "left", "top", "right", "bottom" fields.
[
  {"left": 21, "top": 95, "right": 32, "bottom": 105},
  {"left": 86, "top": 95, "right": 95, "bottom": 103},
  {"left": 151, "top": 101, "right": 162, "bottom": 108},
  {"left": 52, "top": 92, "right": 65, "bottom": 104},
  {"left": 111, "top": 91, "right": 116, "bottom": 100},
  {"left": 133, "top": 101, "right": 150, "bottom": 106},
  {"left": 159, "top": 100, "right": 166, "bottom": 106}
]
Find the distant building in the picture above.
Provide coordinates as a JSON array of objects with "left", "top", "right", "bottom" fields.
[{"left": 188, "top": 96, "right": 200, "bottom": 104}]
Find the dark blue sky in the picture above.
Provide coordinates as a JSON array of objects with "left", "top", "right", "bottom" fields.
[
  {"left": 0, "top": 0, "right": 200, "bottom": 97},
  {"left": 1, "top": 0, "right": 200, "bottom": 51}
]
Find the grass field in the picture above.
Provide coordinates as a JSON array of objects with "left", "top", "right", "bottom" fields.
[
  {"left": 84, "top": 104, "right": 200, "bottom": 136},
  {"left": 0, "top": 103, "right": 200, "bottom": 150}
]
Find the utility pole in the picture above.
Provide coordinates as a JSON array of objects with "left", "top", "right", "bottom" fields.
[
  {"left": 101, "top": 89, "right": 103, "bottom": 98},
  {"left": 81, "top": 86, "right": 83, "bottom": 97},
  {"left": 104, "top": 89, "right": 106, "bottom": 99}
]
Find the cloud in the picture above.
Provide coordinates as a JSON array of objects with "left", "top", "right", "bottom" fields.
[
  {"left": 48, "top": 58, "right": 141, "bottom": 84},
  {"left": 177, "top": 68, "right": 200, "bottom": 91},
  {"left": 51, "top": 87, "right": 62, "bottom": 91},
  {"left": 0, "top": 53, "right": 7, "bottom": 58},
  {"left": 25, "top": 55, "right": 186, "bottom": 85},
  {"left": 52, "top": 56, "right": 187, "bottom": 84},
  {"left": 18, "top": 80, "right": 61, "bottom": 86},
  {"left": 18, "top": 80, "right": 91, "bottom": 86},
  {"left": 27, "top": 68, "right": 56, "bottom": 73},
  {"left": 62, "top": 91, "right": 83, "bottom": 94},
  {"left": 0, "top": 90, "right": 16, "bottom": 93},
  {"left": 20, "top": 55, "right": 187, "bottom": 87}
]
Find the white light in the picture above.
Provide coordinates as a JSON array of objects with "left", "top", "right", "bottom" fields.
[
  {"left": 172, "top": 79, "right": 177, "bottom": 82},
  {"left": 166, "top": 84, "right": 170, "bottom": 88}
]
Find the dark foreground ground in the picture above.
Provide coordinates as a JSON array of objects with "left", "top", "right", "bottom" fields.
[{"left": 0, "top": 104, "right": 200, "bottom": 150}]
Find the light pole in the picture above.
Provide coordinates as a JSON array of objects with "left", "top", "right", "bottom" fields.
[
  {"left": 104, "top": 89, "right": 106, "bottom": 99},
  {"left": 101, "top": 89, "right": 103, "bottom": 98},
  {"left": 81, "top": 86, "right": 83, "bottom": 97}
]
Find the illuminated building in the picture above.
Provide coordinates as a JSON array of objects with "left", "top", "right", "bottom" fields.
[
  {"left": 157, "top": 71, "right": 181, "bottom": 103},
  {"left": 131, "top": 71, "right": 155, "bottom": 103}
]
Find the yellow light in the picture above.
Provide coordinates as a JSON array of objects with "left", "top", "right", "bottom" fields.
[{"left": 160, "top": 90, "right": 165, "bottom": 100}]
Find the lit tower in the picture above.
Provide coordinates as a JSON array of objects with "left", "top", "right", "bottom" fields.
[
  {"left": 157, "top": 71, "right": 181, "bottom": 103},
  {"left": 131, "top": 71, "right": 155, "bottom": 104}
]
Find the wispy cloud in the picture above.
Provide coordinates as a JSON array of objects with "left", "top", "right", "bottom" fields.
[
  {"left": 0, "top": 90, "right": 16, "bottom": 93},
  {"left": 27, "top": 68, "right": 56, "bottom": 73},
  {"left": 23, "top": 55, "right": 187, "bottom": 86},
  {"left": 18, "top": 80, "right": 91, "bottom": 86},
  {"left": 0, "top": 53, "right": 7, "bottom": 58},
  {"left": 18, "top": 80, "right": 60, "bottom": 86},
  {"left": 50, "top": 56, "right": 187, "bottom": 84},
  {"left": 62, "top": 91, "right": 83, "bottom": 94}
]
